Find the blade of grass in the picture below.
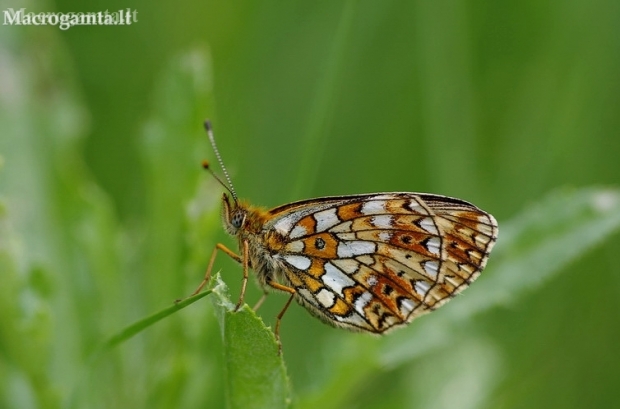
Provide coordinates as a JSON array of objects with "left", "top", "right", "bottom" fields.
[
  {"left": 89, "top": 290, "right": 211, "bottom": 362},
  {"left": 381, "top": 187, "right": 620, "bottom": 366},
  {"left": 290, "top": 0, "right": 356, "bottom": 199}
]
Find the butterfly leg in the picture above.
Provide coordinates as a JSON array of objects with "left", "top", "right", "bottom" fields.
[
  {"left": 188, "top": 243, "right": 242, "bottom": 298},
  {"left": 252, "top": 291, "right": 269, "bottom": 311},
  {"left": 267, "top": 281, "right": 296, "bottom": 353},
  {"left": 233, "top": 239, "right": 250, "bottom": 311}
]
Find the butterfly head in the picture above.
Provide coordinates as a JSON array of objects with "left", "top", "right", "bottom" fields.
[{"left": 221, "top": 193, "right": 247, "bottom": 235}]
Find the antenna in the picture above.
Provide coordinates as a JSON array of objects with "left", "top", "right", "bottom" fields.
[{"left": 203, "top": 120, "right": 238, "bottom": 202}]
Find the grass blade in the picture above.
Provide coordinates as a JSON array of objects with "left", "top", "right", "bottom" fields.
[{"left": 90, "top": 290, "right": 211, "bottom": 361}]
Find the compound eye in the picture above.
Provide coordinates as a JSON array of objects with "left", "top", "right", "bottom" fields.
[{"left": 231, "top": 211, "right": 244, "bottom": 229}]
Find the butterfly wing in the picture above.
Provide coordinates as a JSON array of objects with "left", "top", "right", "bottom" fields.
[{"left": 265, "top": 193, "right": 498, "bottom": 333}]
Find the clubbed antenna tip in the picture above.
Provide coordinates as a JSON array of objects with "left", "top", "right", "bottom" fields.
[{"left": 202, "top": 119, "right": 238, "bottom": 202}]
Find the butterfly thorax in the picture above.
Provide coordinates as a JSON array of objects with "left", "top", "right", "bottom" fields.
[{"left": 221, "top": 193, "right": 289, "bottom": 289}]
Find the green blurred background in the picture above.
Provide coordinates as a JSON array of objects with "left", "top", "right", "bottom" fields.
[{"left": 1, "top": 0, "right": 620, "bottom": 408}]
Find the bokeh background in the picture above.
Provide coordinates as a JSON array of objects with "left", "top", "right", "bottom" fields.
[{"left": 2, "top": 1, "right": 620, "bottom": 408}]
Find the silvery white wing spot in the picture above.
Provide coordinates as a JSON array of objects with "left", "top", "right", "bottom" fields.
[{"left": 190, "top": 121, "right": 498, "bottom": 349}]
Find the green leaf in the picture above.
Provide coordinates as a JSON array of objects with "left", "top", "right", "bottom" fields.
[{"left": 209, "top": 275, "right": 292, "bottom": 409}]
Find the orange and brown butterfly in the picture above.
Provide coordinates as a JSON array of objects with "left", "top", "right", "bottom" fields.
[{"left": 191, "top": 120, "right": 498, "bottom": 349}]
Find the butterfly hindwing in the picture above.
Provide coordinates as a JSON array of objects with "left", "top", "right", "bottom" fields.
[{"left": 266, "top": 193, "right": 498, "bottom": 333}]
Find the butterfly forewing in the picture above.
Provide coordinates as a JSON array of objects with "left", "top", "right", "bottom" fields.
[{"left": 265, "top": 193, "right": 498, "bottom": 333}]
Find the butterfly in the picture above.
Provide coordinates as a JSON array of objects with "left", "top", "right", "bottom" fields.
[{"left": 191, "top": 120, "right": 498, "bottom": 349}]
